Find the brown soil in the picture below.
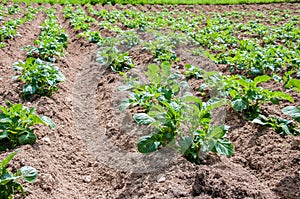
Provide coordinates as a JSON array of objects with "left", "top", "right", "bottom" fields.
[{"left": 0, "top": 2, "right": 299, "bottom": 199}]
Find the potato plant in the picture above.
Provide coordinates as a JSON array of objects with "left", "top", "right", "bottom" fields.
[
  {"left": 23, "top": 8, "right": 68, "bottom": 62},
  {"left": 0, "top": 150, "right": 38, "bottom": 199},
  {"left": 0, "top": 6, "right": 40, "bottom": 44},
  {"left": 0, "top": 101, "right": 55, "bottom": 151},
  {"left": 119, "top": 62, "right": 233, "bottom": 164},
  {"left": 205, "top": 73, "right": 294, "bottom": 120},
  {"left": 13, "top": 57, "right": 65, "bottom": 97}
]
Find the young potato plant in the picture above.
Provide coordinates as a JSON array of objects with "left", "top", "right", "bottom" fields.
[
  {"left": 23, "top": 9, "right": 68, "bottom": 62},
  {"left": 253, "top": 114, "right": 300, "bottom": 136},
  {"left": 204, "top": 73, "right": 294, "bottom": 120},
  {"left": 119, "top": 61, "right": 187, "bottom": 111},
  {"left": 135, "top": 97, "right": 233, "bottom": 164},
  {"left": 0, "top": 101, "right": 56, "bottom": 151},
  {"left": 119, "top": 63, "right": 233, "bottom": 164},
  {"left": 13, "top": 57, "right": 65, "bottom": 97},
  {"left": 142, "top": 34, "right": 180, "bottom": 63},
  {"left": 97, "top": 38, "right": 134, "bottom": 72},
  {"left": 224, "top": 75, "right": 293, "bottom": 119},
  {"left": 1, "top": 150, "right": 38, "bottom": 199},
  {"left": 0, "top": 6, "right": 40, "bottom": 43}
]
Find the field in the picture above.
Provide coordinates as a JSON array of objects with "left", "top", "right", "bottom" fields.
[{"left": 0, "top": 1, "right": 299, "bottom": 198}]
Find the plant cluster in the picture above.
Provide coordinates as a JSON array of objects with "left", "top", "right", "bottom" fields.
[
  {"left": 13, "top": 57, "right": 65, "bottom": 97},
  {"left": 119, "top": 62, "right": 233, "bottom": 164},
  {"left": 14, "top": 8, "right": 66, "bottom": 97},
  {"left": 23, "top": 8, "right": 68, "bottom": 62},
  {"left": 63, "top": 4, "right": 104, "bottom": 42},
  {"left": 205, "top": 73, "right": 294, "bottom": 119},
  {"left": 97, "top": 37, "right": 134, "bottom": 72},
  {"left": 0, "top": 6, "right": 41, "bottom": 48},
  {"left": 1, "top": 151, "right": 38, "bottom": 199},
  {"left": 0, "top": 101, "right": 55, "bottom": 151}
]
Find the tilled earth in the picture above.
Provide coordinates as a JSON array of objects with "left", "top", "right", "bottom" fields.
[{"left": 0, "top": 2, "right": 299, "bottom": 199}]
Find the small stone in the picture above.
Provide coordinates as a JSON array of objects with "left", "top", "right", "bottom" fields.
[
  {"left": 84, "top": 176, "right": 91, "bottom": 183},
  {"left": 157, "top": 174, "right": 166, "bottom": 183},
  {"left": 41, "top": 137, "right": 51, "bottom": 145}
]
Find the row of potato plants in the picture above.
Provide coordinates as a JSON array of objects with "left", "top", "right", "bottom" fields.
[
  {"left": 0, "top": 4, "right": 22, "bottom": 17},
  {"left": 1, "top": 7, "right": 67, "bottom": 198},
  {"left": 0, "top": 5, "right": 42, "bottom": 48},
  {"left": 15, "top": 8, "right": 67, "bottom": 97},
  {"left": 84, "top": 5, "right": 299, "bottom": 80}
]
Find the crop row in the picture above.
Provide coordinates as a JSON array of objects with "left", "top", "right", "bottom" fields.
[
  {"left": 0, "top": 5, "right": 42, "bottom": 48},
  {"left": 1, "top": 7, "right": 67, "bottom": 198}
]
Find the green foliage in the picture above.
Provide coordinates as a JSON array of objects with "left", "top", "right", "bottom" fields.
[
  {"left": 142, "top": 33, "right": 183, "bottom": 63},
  {"left": 253, "top": 114, "right": 300, "bottom": 135},
  {"left": 282, "top": 106, "right": 300, "bottom": 122},
  {"left": 97, "top": 38, "right": 134, "bottom": 72},
  {"left": 119, "top": 62, "right": 186, "bottom": 111},
  {"left": 13, "top": 58, "right": 65, "bottom": 97},
  {"left": 23, "top": 8, "right": 68, "bottom": 62},
  {"left": 135, "top": 95, "right": 233, "bottom": 164},
  {"left": 63, "top": 5, "right": 96, "bottom": 31},
  {"left": 119, "top": 30, "right": 140, "bottom": 48},
  {"left": 0, "top": 6, "right": 40, "bottom": 43},
  {"left": 184, "top": 64, "right": 203, "bottom": 79},
  {"left": 11, "top": 0, "right": 299, "bottom": 5},
  {"left": 221, "top": 75, "right": 293, "bottom": 119},
  {"left": 119, "top": 63, "right": 233, "bottom": 164},
  {"left": 0, "top": 151, "right": 38, "bottom": 199},
  {"left": 0, "top": 101, "right": 56, "bottom": 151},
  {"left": 7, "top": 4, "right": 22, "bottom": 15}
]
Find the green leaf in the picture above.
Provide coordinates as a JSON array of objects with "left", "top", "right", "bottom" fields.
[
  {"left": 252, "top": 118, "right": 267, "bottom": 125},
  {"left": 207, "top": 126, "right": 227, "bottom": 139},
  {"left": 29, "top": 114, "right": 44, "bottom": 125},
  {"left": 236, "top": 78, "right": 250, "bottom": 89},
  {"left": 133, "top": 113, "right": 156, "bottom": 125},
  {"left": 0, "top": 117, "right": 12, "bottom": 123},
  {"left": 137, "top": 135, "right": 160, "bottom": 153},
  {"left": 0, "top": 130, "right": 8, "bottom": 140},
  {"left": 18, "top": 131, "right": 36, "bottom": 145},
  {"left": 119, "top": 98, "right": 130, "bottom": 111},
  {"left": 272, "top": 91, "right": 294, "bottom": 102},
  {"left": 20, "top": 166, "right": 38, "bottom": 183},
  {"left": 285, "top": 79, "right": 300, "bottom": 92},
  {"left": 281, "top": 124, "right": 292, "bottom": 135},
  {"left": 232, "top": 99, "right": 248, "bottom": 112},
  {"left": 214, "top": 139, "right": 234, "bottom": 157},
  {"left": 254, "top": 75, "right": 271, "bottom": 86},
  {"left": 1, "top": 151, "right": 18, "bottom": 168},
  {"left": 178, "top": 136, "right": 193, "bottom": 153},
  {"left": 282, "top": 106, "right": 300, "bottom": 122},
  {"left": 183, "top": 96, "right": 202, "bottom": 106},
  {"left": 23, "top": 84, "right": 36, "bottom": 95},
  {"left": 40, "top": 116, "right": 56, "bottom": 130}
]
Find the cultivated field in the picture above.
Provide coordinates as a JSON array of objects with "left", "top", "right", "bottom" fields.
[{"left": 0, "top": 1, "right": 299, "bottom": 198}]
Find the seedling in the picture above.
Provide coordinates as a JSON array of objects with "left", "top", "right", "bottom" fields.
[{"left": 0, "top": 101, "right": 56, "bottom": 150}]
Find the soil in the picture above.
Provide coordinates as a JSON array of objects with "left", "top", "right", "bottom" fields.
[{"left": 0, "top": 2, "right": 299, "bottom": 199}]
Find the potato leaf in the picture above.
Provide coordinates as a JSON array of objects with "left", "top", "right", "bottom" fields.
[
  {"left": 232, "top": 99, "right": 248, "bottom": 112},
  {"left": 214, "top": 139, "right": 234, "bottom": 157},
  {"left": 282, "top": 106, "right": 300, "bottom": 122},
  {"left": 20, "top": 166, "right": 38, "bottom": 183},
  {"left": 137, "top": 135, "right": 160, "bottom": 153},
  {"left": 133, "top": 113, "right": 156, "bottom": 125}
]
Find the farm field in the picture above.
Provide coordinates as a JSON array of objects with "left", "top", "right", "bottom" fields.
[{"left": 0, "top": 1, "right": 300, "bottom": 198}]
